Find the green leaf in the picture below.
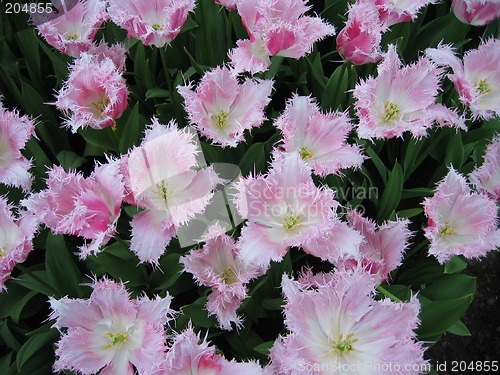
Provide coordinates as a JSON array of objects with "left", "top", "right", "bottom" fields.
[
  {"left": 79, "top": 126, "right": 118, "bottom": 153},
  {"left": 181, "top": 297, "right": 217, "bottom": 328},
  {"left": 253, "top": 341, "right": 274, "bottom": 355},
  {"left": 379, "top": 284, "right": 411, "bottom": 301},
  {"left": 150, "top": 253, "right": 183, "bottom": 291},
  {"left": 117, "top": 102, "right": 147, "bottom": 154},
  {"left": 397, "top": 208, "right": 423, "bottom": 218},
  {"left": 444, "top": 256, "right": 468, "bottom": 274},
  {"left": 322, "top": 63, "right": 348, "bottom": 110},
  {"left": 16, "top": 329, "right": 58, "bottom": 371},
  {"left": 444, "top": 132, "right": 464, "bottom": 168},
  {"left": 145, "top": 88, "right": 170, "bottom": 100},
  {"left": 239, "top": 142, "right": 266, "bottom": 176},
  {"left": 0, "top": 283, "right": 37, "bottom": 324},
  {"left": 377, "top": 161, "right": 403, "bottom": 220},
  {"left": 365, "top": 146, "right": 388, "bottom": 184},
  {"left": 56, "top": 151, "right": 86, "bottom": 171},
  {"left": 261, "top": 297, "right": 284, "bottom": 311},
  {"left": 45, "top": 233, "right": 83, "bottom": 298},
  {"left": 446, "top": 319, "right": 471, "bottom": 336},
  {"left": 417, "top": 294, "right": 473, "bottom": 338},
  {"left": 421, "top": 274, "right": 475, "bottom": 301},
  {"left": 398, "top": 257, "right": 444, "bottom": 285}
]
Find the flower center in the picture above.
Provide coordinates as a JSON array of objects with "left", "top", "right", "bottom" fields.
[
  {"left": 91, "top": 97, "right": 110, "bottom": 114},
  {"left": 152, "top": 24, "right": 164, "bottom": 31},
  {"left": 329, "top": 333, "right": 358, "bottom": 359},
  {"left": 0, "top": 247, "right": 6, "bottom": 258},
  {"left": 213, "top": 110, "right": 230, "bottom": 129},
  {"left": 220, "top": 268, "right": 237, "bottom": 284},
  {"left": 283, "top": 212, "right": 301, "bottom": 230},
  {"left": 299, "top": 146, "right": 314, "bottom": 160},
  {"left": 154, "top": 180, "right": 172, "bottom": 202},
  {"left": 383, "top": 101, "right": 400, "bottom": 122},
  {"left": 104, "top": 332, "right": 128, "bottom": 350},
  {"left": 439, "top": 221, "right": 458, "bottom": 236},
  {"left": 66, "top": 34, "right": 78, "bottom": 40},
  {"left": 475, "top": 79, "right": 491, "bottom": 95}
]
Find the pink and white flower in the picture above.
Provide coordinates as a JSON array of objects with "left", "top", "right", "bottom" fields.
[
  {"left": 426, "top": 39, "right": 500, "bottom": 120},
  {"left": 452, "top": 0, "right": 500, "bottom": 26},
  {"left": 274, "top": 95, "right": 365, "bottom": 176},
  {"left": 0, "top": 100, "right": 36, "bottom": 191},
  {"left": 229, "top": 0, "right": 335, "bottom": 73},
  {"left": 0, "top": 198, "right": 37, "bottom": 292},
  {"left": 158, "top": 327, "right": 264, "bottom": 374},
  {"left": 107, "top": 0, "right": 196, "bottom": 47},
  {"left": 269, "top": 270, "right": 426, "bottom": 375},
  {"left": 55, "top": 52, "right": 129, "bottom": 132},
  {"left": 34, "top": 0, "right": 107, "bottom": 57},
  {"left": 374, "top": 0, "right": 437, "bottom": 26},
  {"left": 469, "top": 135, "right": 500, "bottom": 202},
  {"left": 353, "top": 45, "right": 465, "bottom": 139},
  {"left": 300, "top": 219, "right": 363, "bottom": 264},
  {"left": 180, "top": 232, "right": 265, "bottom": 330},
  {"left": 344, "top": 210, "right": 412, "bottom": 283},
  {"left": 336, "top": 0, "right": 386, "bottom": 65},
  {"left": 178, "top": 67, "right": 273, "bottom": 147},
  {"left": 422, "top": 168, "right": 500, "bottom": 263},
  {"left": 215, "top": 0, "right": 238, "bottom": 11},
  {"left": 123, "top": 119, "right": 222, "bottom": 264},
  {"left": 21, "top": 161, "right": 124, "bottom": 257},
  {"left": 233, "top": 152, "right": 340, "bottom": 268},
  {"left": 49, "top": 277, "right": 174, "bottom": 375},
  {"left": 87, "top": 41, "right": 128, "bottom": 72}
]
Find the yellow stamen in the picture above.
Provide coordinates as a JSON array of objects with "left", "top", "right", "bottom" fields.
[
  {"left": 439, "top": 221, "right": 458, "bottom": 236},
  {"left": 299, "top": 146, "right": 314, "bottom": 160},
  {"left": 323, "top": 332, "right": 358, "bottom": 359},
  {"left": 103, "top": 332, "right": 128, "bottom": 350},
  {"left": 0, "top": 248, "right": 6, "bottom": 258},
  {"left": 383, "top": 101, "right": 400, "bottom": 122},
  {"left": 154, "top": 180, "right": 171, "bottom": 202},
  {"left": 283, "top": 213, "right": 302, "bottom": 230},
  {"left": 91, "top": 97, "right": 110, "bottom": 114},
  {"left": 213, "top": 110, "right": 230, "bottom": 129},
  {"left": 66, "top": 34, "right": 78, "bottom": 40},
  {"left": 475, "top": 79, "right": 491, "bottom": 95},
  {"left": 152, "top": 24, "right": 164, "bottom": 31},
  {"left": 220, "top": 268, "right": 237, "bottom": 284}
]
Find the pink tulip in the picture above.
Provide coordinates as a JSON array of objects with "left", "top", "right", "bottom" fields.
[
  {"left": 55, "top": 52, "right": 129, "bottom": 131},
  {"left": 107, "top": 0, "right": 196, "bottom": 47},
  {"left": 49, "top": 277, "right": 174, "bottom": 375},
  {"left": 452, "top": 0, "right": 500, "bottom": 26},
  {"left": 35, "top": 0, "right": 107, "bottom": 57},
  {"left": 353, "top": 45, "right": 465, "bottom": 139},
  {"left": 0, "top": 100, "right": 35, "bottom": 191}
]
